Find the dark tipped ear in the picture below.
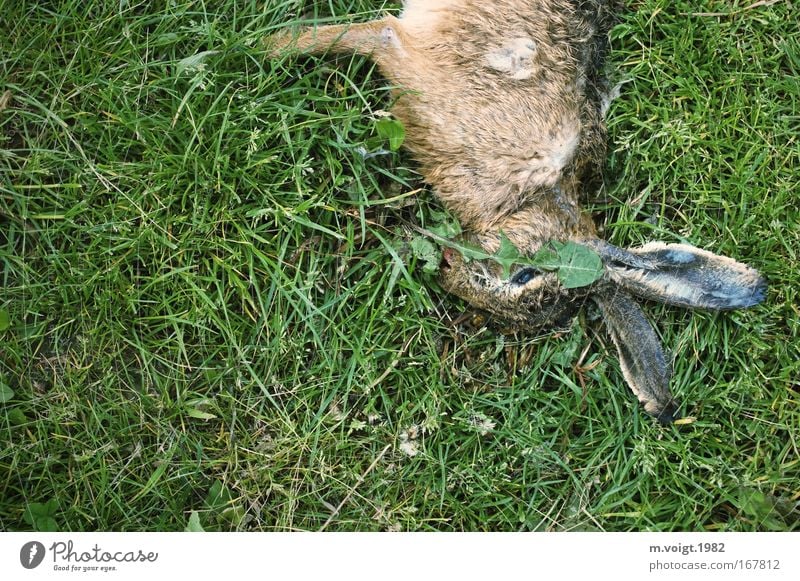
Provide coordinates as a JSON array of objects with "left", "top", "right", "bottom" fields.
[
  {"left": 594, "top": 290, "right": 680, "bottom": 424},
  {"left": 600, "top": 242, "right": 766, "bottom": 310}
]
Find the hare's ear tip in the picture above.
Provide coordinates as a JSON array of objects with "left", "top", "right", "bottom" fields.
[
  {"left": 644, "top": 397, "right": 681, "bottom": 424},
  {"left": 654, "top": 401, "right": 681, "bottom": 425},
  {"left": 751, "top": 276, "right": 768, "bottom": 305},
  {"left": 713, "top": 273, "right": 767, "bottom": 310}
]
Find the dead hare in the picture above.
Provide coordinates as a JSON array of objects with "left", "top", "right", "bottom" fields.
[{"left": 267, "top": 0, "right": 766, "bottom": 423}]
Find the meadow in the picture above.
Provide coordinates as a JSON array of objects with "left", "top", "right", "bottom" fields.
[{"left": 1, "top": 0, "right": 798, "bottom": 531}]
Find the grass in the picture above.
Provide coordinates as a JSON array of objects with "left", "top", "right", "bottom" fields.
[{"left": 0, "top": 0, "right": 798, "bottom": 532}]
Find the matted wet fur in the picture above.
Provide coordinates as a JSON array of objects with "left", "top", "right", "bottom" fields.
[{"left": 267, "top": 0, "right": 766, "bottom": 423}]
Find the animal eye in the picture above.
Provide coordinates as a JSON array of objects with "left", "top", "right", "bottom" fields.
[{"left": 511, "top": 267, "right": 538, "bottom": 286}]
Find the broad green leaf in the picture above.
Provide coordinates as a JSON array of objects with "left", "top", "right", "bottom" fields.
[
  {"left": 25, "top": 501, "right": 56, "bottom": 518},
  {"left": 732, "top": 487, "right": 787, "bottom": 530},
  {"left": 428, "top": 220, "right": 462, "bottom": 239},
  {"left": 0, "top": 308, "right": 9, "bottom": 331},
  {"left": 530, "top": 246, "right": 561, "bottom": 271},
  {"left": 186, "top": 398, "right": 218, "bottom": 420},
  {"left": 220, "top": 505, "right": 246, "bottom": 525},
  {"left": 549, "top": 323, "right": 583, "bottom": 367},
  {"left": 5, "top": 407, "right": 27, "bottom": 424},
  {"left": 205, "top": 481, "right": 232, "bottom": 511},
  {"left": 375, "top": 118, "right": 405, "bottom": 151},
  {"left": 24, "top": 500, "right": 60, "bottom": 531},
  {"left": 185, "top": 511, "right": 206, "bottom": 532},
  {"left": 44, "top": 498, "right": 59, "bottom": 514},
  {"left": 205, "top": 481, "right": 245, "bottom": 525},
  {"left": 409, "top": 236, "right": 440, "bottom": 274},
  {"left": 37, "top": 517, "right": 59, "bottom": 532},
  {"left": 454, "top": 241, "right": 493, "bottom": 263},
  {"left": 186, "top": 408, "right": 217, "bottom": 420},
  {"left": 176, "top": 50, "right": 219, "bottom": 76},
  {"left": 552, "top": 241, "right": 604, "bottom": 289},
  {"left": 0, "top": 381, "right": 13, "bottom": 403},
  {"left": 493, "top": 233, "right": 524, "bottom": 277}
]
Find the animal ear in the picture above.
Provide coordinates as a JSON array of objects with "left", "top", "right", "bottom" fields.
[
  {"left": 596, "top": 241, "right": 766, "bottom": 310},
  {"left": 593, "top": 290, "right": 680, "bottom": 424}
]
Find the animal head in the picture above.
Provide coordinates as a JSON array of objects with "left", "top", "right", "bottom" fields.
[{"left": 439, "top": 234, "right": 767, "bottom": 422}]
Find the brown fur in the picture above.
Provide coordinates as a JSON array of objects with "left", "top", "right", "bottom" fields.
[{"left": 269, "top": 1, "right": 610, "bottom": 234}]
